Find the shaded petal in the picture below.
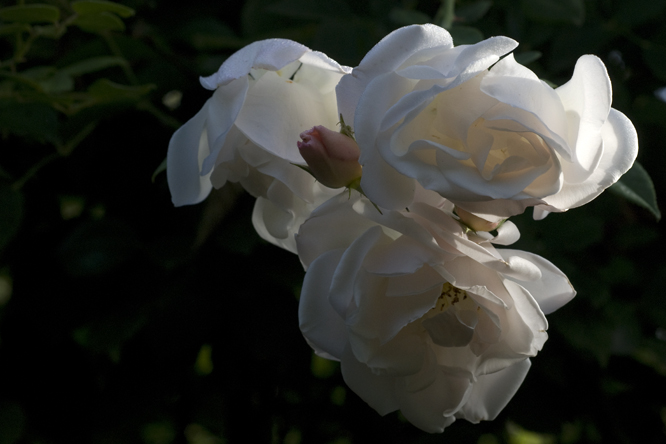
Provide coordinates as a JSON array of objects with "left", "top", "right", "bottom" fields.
[
  {"left": 299, "top": 249, "right": 348, "bottom": 359},
  {"left": 251, "top": 196, "right": 300, "bottom": 254},
  {"left": 329, "top": 226, "right": 387, "bottom": 320},
  {"left": 457, "top": 358, "right": 531, "bottom": 423},
  {"left": 397, "top": 363, "right": 471, "bottom": 433},
  {"left": 340, "top": 344, "right": 400, "bottom": 415},
  {"left": 167, "top": 104, "right": 213, "bottom": 206},
  {"left": 423, "top": 310, "right": 476, "bottom": 347},
  {"left": 295, "top": 194, "right": 377, "bottom": 269},
  {"left": 201, "top": 76, "right": 250, "bottom": 175}
]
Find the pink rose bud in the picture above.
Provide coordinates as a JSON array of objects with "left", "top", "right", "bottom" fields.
[
  {"left": 455, "top": 207, "right": 502, "bottom": 232},
  {"left": 297, "top": 125, "right": 362, "bottom": 189}
]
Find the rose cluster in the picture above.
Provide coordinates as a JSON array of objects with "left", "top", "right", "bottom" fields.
[{"left": 166, "top": 24, "right": 638, "bottom": 433}]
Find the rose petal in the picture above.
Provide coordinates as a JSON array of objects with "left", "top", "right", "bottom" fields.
[
  {"left": 199, "top": 39, "right": 310, "bottom": 90},
  {"left": 299, "top": 249, "right": 349, "bottom": 359},
  {"left": 167, "top": 103, "right": 213, "bottom": 206},
  {"left": 457, "top": 358, "right": 531, "bottom": 423},
  {"left": 499, "top": 249, "right": 576, "bottom": 314}
]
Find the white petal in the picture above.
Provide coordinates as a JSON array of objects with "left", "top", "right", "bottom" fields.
[
  {"left": 499, "top": 249, "right": 576, "bottom": 314},
  {"left": 423, "top": 310, "right": 476, "bottom": 347},
  {"left": 340, "top": 344, "right": 400, "bottom": 416},
  {"left": 397, "top": 364, "right": 471, "bottom": 433},
  {"left": 295, "top": 194, "right": 376, "bottom": 269},
  {"left": 201, "top": 76, "right": 250, "bottom": 176},
  {"left": 556, "top": 55, "right": 611, "bottom": 175},
  {"left": 299, "top": 249, "right": 348, "bottom": 359},
  {"left": 457, "top": 358, "right": 531, "bottom": 423},
  {"left": 166, "top": 104, "right": 213, "bottom": 206},
  {"left": 482, "top": 54, "right": 572, "bottom": 159},
  {"left": 251, "top": 196, "right": 299, "bottom": 254},
  {"left": 234, "top": 72, "right": 339, "bottom": 165},
  {"left": 349, "top": 270, "right": 441, "bottom": 349},
  {"left": 490, "top": 220, "right": 520, "bottom": 246},
  {"left": 502, "top": 280, "right": 548, "bottom": 355},
  {"left": 355, "top": 72, "right": 417, "bottom": 209},
  {"left": 336, "top": 24, "right": 454, "bottom": 124},
  {"left": 200, "top": 39, "right": 310, "bottom": 90},
  {"left": 541, "top": 108, "right": 638, "bottom": 211},
  {"left": 349, "top": 325, "right": 427, "bottom": 376},
  {"left": 329, "top": 226, "right": 385, "bottom": 318}
]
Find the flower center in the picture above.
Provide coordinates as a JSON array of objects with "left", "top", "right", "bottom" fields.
[{"left": 432, "top": 282, "right": 474, "bottom": 313}]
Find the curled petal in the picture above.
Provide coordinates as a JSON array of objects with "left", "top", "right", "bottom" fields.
[
  {"left": 200, "top": 39, "right": 310, "bottom": 90},
  {"left": 500, "top": 249, "right": 576, "bottom": 314}
]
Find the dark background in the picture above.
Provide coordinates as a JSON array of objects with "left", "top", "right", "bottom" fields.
[{"left": 0, "top": 0, "right": 664, "bottom": 442}]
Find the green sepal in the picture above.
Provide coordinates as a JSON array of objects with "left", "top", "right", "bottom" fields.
[{"left": 338, "top": 114, "right": 355, "bottom": 140}]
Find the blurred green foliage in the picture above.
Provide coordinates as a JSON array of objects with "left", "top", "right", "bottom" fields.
[{"left": 0, "top": 0, "right": 664, "bottom": 443}]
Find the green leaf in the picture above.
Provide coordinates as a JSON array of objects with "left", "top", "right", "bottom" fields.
[
  {"left": 515, "top": 50, "right": 542, "bottom": 66},
  {"left": 33, "top": 24, "right": 62, "bottom": 39},
  {"left": 0, "top": 23, "right": 31, "bottom": 36},
  {"left": 0, "top": 100, "right": 60, "bottom": 143},
  {"left": 18, "top": 65, "right": 57, "bottom": 81},
  {"left": 522, "top": 0, "right": 585, "bottom": 26},
  {"left": 449, "top": 26, "right": 484, "bottom": 45},
  {"left": 0, "top": 184, "right": 24, "bottom": 253},
  {"left": 72, "top": 11, "right": 125, "bottom": 33},
  {"left": 610, "top": 162, "right": 661, "bottom": 220},
  {"left": 434, "top": 0, "right": 455, "bottom": 29},
  {"left": 87, "top": 78, "right": 154, "bottom": 101},
  {"left": 71, "top": 0, "right": 135, "bottom": 18},
  {"left": 14, "top": 66, "right": 73, "bottom": 93},
  {"left": 455, "top": 0, "right": 493, "bottom": 24},
  {"left": 0, "top": 4, "right": 60, "bottom": 24},
  {"left": 40, "top": 70, "right": 74, "bottom": 94},
  {"left": 60, "top": 56, "right": 129, "bottom": 77}
]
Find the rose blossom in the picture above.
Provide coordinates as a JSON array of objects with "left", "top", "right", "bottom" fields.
[
  {"left": 167, "top": 39, "right": 350, "bottom": 251},
  {"left": 296, "top": 192, "right": 575, "bottom": 432},
  {"left": 336, "top": 24, "right": 638, "bottom": 221}
]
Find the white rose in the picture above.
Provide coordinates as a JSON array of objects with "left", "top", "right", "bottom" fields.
[
  {"left": 296, "top": 194, "right": 575, "bottom": 432},
  {"left": 337, "top": 24, "right": 638, "bottom": 221},
  {"left": 167, "top": 39, "right": 350, "bottom": 251}
]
